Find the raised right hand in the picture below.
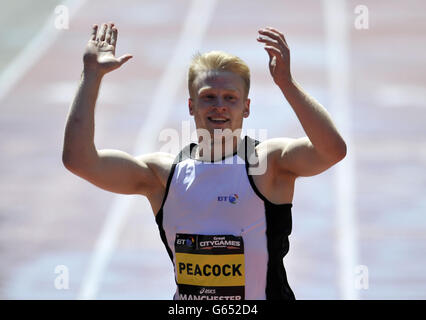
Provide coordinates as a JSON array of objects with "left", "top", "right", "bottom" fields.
[{"left": 83, "top": 23, "right": 133, "bottom": 76}]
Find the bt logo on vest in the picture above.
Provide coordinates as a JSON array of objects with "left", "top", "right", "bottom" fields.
[{"left": 217, "top": 194, "right": 239, "bottom": 204}]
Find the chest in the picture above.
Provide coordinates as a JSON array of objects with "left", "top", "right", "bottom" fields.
[{"left": 163, "top": 159, "right": 265, "bottom": 235}]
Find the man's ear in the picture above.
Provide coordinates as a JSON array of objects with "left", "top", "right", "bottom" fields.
[
  {"left": 188, "top": 98, "right": 194, "bottom": 115},
  {"left": 243, "top": 98, "right": 250, "bottom": 118}
]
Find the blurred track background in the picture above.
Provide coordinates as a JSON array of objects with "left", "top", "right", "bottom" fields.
[{"left": 0, "top": 0, "right": 425, "bottom": 299}]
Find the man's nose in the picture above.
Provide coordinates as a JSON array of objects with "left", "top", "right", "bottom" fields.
[{"left": 211, "top": 98, "right": 227, "bottom": 110}]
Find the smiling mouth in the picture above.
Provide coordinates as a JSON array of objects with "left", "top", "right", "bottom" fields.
[{"left": 208, "top": 117, "right": 229, "bottom": 124}]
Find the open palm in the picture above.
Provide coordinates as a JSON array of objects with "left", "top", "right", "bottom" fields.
[{"left": 83, "top": 23, "right": 132, "bottom": 75}]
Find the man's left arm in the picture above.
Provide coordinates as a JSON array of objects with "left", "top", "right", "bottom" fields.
[{"left": 257, "top": 27, "right": 347, "bottom": 177}]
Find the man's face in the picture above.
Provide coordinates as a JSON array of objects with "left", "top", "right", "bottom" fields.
[{"left": 189, "top": 70, "right": 250, "bottom": 140}]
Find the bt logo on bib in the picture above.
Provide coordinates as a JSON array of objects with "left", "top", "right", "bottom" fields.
[
  {"left": 217, "top": 194, "right": 239, "bottom": 204},
  {"left": 176, "top": 236, "right": 195, "bottom": 248}
]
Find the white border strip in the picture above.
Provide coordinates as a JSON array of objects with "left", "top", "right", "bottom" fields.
[
  {"left": 322, "top": 0, "right": 359, "bottom": 299},
  {"left": 0, "top": 0, "right": 87, "bottom": 102},
  {"left": 77, "top": 0, "right": 217, "bottom": 300}
]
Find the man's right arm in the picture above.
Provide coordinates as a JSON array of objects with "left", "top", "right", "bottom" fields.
[{"left": 62, "top": 23, "right": 164, "bottom": 196}]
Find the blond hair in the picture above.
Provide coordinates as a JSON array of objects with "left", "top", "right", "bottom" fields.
[{"left": 188, "top": 51, "right": 250, "bottom": 99}]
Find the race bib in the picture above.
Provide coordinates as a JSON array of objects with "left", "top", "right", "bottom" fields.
[{"left": 175, "top": 233, "right": 245, "bottom": 300}]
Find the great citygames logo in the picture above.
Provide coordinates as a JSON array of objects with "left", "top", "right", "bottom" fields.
[{"left": 217, "top": 194, "right": 239, "bottom": 204}]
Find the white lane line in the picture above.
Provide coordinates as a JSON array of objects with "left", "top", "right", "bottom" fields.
[
  {"left": 322, "top": 0, "right": 359, "bottom": 299},
  {"left": 0, "top": 0, "right": 86, "bottom": 103},
  {"left": 77, "top": 0, "right": 218, "bottom": 300}
]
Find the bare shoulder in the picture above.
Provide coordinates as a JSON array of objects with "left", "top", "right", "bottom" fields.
[
  {"left": 135, "top": 152, "right": 175, "bottom": 188},
  {"left": 255, "top": 137, "right": 295, "bottom": 169},
  {"left": 135, "top": 152, "right": 175, "bottom": 214},
  {"left": 256, "top": 137, "right": 294, "bottom": 155},
  {"left": 252, "top": 138, "right": 297, "bottom": 204},
  {"left": 255, "top": 137, "right": 299, "bottom": 177}
]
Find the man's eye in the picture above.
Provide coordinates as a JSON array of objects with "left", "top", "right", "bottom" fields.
[{"left": 226, "top": 96, "right": 236, "bottom": 101}]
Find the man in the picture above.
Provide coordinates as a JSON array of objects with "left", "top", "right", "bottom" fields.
[{"left": 63, "top": 22, "right": 346, "bottom": 300}]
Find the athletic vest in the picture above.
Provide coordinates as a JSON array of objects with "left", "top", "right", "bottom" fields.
[{"left": 155, "top": 136, "right": 295, "bottom": 300}]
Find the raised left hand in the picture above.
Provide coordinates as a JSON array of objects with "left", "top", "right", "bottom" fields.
[{"left": 257, "top": 27, "right": 293, "bottom": 89}]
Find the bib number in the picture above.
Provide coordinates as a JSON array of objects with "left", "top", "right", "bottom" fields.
[{"left": 175, "top": 233, "right": 245, "bottom": 300}]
